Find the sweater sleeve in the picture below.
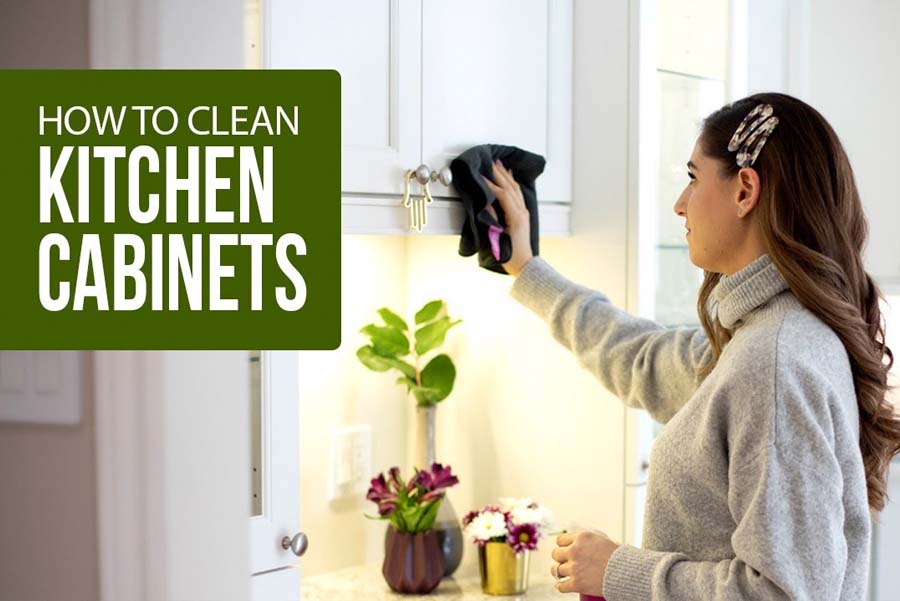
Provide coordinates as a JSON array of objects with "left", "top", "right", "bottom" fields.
[
  {"left": 509, "top": 256, "right": 712, "bottom": 423},
  {"left": 601, "top": 360, "right": 853, "bottom": 600}
]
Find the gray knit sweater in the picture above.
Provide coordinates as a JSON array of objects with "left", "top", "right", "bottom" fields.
[{"left": 509, "top": 253, "right": 870, "bottom": 600}]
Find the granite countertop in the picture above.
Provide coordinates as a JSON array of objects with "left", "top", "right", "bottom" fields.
[{"left": 302, "top": 554, "right": 568, "bottom": 601}]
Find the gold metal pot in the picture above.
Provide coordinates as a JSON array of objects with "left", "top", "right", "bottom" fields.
[{"left": 478, "top": 541, "right": 531, "bottom": 595}]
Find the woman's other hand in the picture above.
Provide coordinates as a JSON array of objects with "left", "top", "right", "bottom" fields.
[
  {"left": 551, "top": 530, "right": 620, "bottom": 597},
  {"left": 481, "top": 159, "right": 534, "bottom": 276}
]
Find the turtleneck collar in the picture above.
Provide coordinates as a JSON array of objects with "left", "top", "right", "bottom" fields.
[{"left": 712, "top": 253, "right": 789, "bottom": 330}]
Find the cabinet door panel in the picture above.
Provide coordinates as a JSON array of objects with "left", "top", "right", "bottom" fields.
[
  {"left": 421, "top": 0, "right": 572, "bottom": 202},
  {"left": 268, "top": 0, "right": 421, "bottom": 195},
  {"left": 803, "top": 1, "right": 900, "bottom": 283}
]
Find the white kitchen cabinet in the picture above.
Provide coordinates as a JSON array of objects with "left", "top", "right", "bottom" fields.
[
  {"left": 266, "top": 0, "right": 422, "bottom": 197},
  {"left": 719, "top": 0, "right": 900, "bottom": 286},
  {"left": 420, "top": 0, "right": 572, "bottom": 202},
  {"left": 263, "top": 0, "right": 573, "bottom": 234},
  {"left": 870, "top": 294, "right": 900, "bottom": 601},
  {"left": 796, "top": 1, "right": 900, "bottom": 287}
]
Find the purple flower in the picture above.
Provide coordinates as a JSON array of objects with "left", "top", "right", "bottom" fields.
[
  {"left": 407, "top": 472, "right": 421, "bottom": 494},
  {"left": 429, "top": 463, "right": 459, "bottom": 490},
  {"left": 387, "top": 467, "right": 403, "bottom": 493},
  {"left": 377, "top": 501, "right": 397, "bottom": 516},
  {"left": 366, "top": 472, "right": 400, "bottom": 517},
  {"left": 421, "top": 489, "right": 446, "bottom": 503},
  {"left": 364, "top": 465, "right": 460, "bottom": 531},
  {"left": 412, "top": 463, "right": 459, "bottom": 495},
  {"left": 461, "top": 510, "right": 480, "bottom": 527},
  {"left": 366, "top": 474, "right": 391, "bottom": 503},
  {"left": 507, "top": 523, "right": 539, "bottom": 554},
  {"left": 414, "top": 468, "right": 433, "bottom": 490}
]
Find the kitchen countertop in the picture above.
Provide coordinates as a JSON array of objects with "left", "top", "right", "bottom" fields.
[{"left": 302, "top": 556, "right": 569, "bottom": 600}]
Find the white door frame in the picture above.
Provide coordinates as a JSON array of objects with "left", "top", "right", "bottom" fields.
[
  {"left": 250, "top": 351, "right": 301, "bottom": 576},
  {"left": 88, "top": 1, "right": 247, "bottom": 597},
  {"left": 94, "top": 352, "right": 166, "bottom": 601},
  {"left": 94, "top": 351, "right": 251, "bottom": 601}
]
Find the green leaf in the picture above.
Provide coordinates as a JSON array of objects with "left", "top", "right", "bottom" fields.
[
  {"left": 389, "top": 511, "right": 407, "bottom": 533},
  {"left": 397, "top": 504, "right": 422, "bottom": 533},
  {"left": 413, "top": 498, "right": 443, "bottom": 532},
  {"left": 395, "top": 376, "right": 417, "bottom": 391},
  {"left": 357, "top": 345, "right": 392, "bottom": 371},
  {"left": 357, "top": 346, "right": 416, "bottom": 379},
  {"left": 420, "top": 354, "right": 455, "bottom": 403},
  {"left": 414, "top": 300, "right": 445, "bottom": 325},
  {"left": 410, "top": 385, "right": 444, "bottom": 406},
  {"left": 386, "top": 359, "right": 416, "bottom": 380},
  {"left": 414, "top": 317, "right": 461, "bottom": 355},
  {"left": 378, "top": 307, "right": 409, "bottom": 331},
  {"left": 360, "top": 324, "right": 409, "bottom": 357}
]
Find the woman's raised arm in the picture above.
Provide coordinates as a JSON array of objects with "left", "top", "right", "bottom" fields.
[{"left": 510, "top": 257, "right": 711, "bottom": 423}]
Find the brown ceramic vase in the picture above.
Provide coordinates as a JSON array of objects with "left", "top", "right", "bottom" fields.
[{"left": 382, "top": 526, "right": 444, "bottom": 594}]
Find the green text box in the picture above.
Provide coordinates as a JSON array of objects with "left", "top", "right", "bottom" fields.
[{"left": 0, "top": 70, "right": 341, "bottom": 349}]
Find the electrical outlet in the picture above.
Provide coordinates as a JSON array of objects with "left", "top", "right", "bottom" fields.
[{"left": 328, "top": 425, "right": 373, "bottom": 501}]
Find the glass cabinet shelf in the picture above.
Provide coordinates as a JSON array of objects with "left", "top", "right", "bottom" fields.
[
  {"left": 657, "top": 68, "right": 725, "bottom": 83},
  {"left": 653, "top": 66, "right": 724, "bottom": 330}
]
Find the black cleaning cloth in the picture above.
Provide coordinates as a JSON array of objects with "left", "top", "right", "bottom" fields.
[{"left": 450, "top": 144, "right": 545, "bottom": 274}]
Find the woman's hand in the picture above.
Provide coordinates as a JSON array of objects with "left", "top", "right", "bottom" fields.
[
  {"left": 481, "top": 159, "right": 533, "bottom": 276},
  {"left": 551, "top": 530, "right": 621, "bottom": 596}
]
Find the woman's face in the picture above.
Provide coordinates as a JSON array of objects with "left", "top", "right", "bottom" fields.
[{"left": 673, "top": 140, "right": 759, "bottom": 275}]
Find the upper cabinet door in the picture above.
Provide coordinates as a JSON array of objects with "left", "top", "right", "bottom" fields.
[
  {"left": 420, "top": 0, "right": 573, "bottom": 202},
  {"left": 268, "top": 0, "right": 421, "bottom": 195}
]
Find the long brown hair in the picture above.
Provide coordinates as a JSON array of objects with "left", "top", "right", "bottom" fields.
[{"left": 695, "top": 92, "right": 899, "bottom": 512}]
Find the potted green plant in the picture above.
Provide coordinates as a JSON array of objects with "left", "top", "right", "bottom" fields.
[
  {"left": 367, "top": 464, "right": 459, "bottom": 594},
  {"left": 356, "top": 299, "right": 464, "bottom": 576}
]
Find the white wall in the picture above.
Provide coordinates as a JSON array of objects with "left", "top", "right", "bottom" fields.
[
  {"left": 297, "top": 236, "right": 411, "bottom": 576},
  {"left": 405, "top": 236, "right": 628, "bottom": 571},
  {"left": 297, "top": 233, "right": 631, "bottom": 578}
]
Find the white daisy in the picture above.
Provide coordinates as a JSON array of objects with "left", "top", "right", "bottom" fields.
[
  {"left": 508, "top": 504, "right": 555, "bottom": 536},
  {"left": 499, "top": 497, "right": 534, "bottom": 512},
  {"left": 509, "top": 506, "right": 543, "bottom": 527},
  {"left": 464, "top": 511, "right": 508, "bottom": 543}
]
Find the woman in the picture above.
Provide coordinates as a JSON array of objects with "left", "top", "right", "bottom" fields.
[{"left": 482, "top": 92, "right": 899, "bottom": 600}]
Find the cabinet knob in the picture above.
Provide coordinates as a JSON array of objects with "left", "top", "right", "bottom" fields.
[
  {"left": 430, "top": 166, "right": 452, "bottom": 187},
  {"left": 412, "top": 164, "right": 452, "bottom": 187},
  {"left": 413, "top": 164, "right": 432, "bottom": 185},
  {"left": 281, "top": 532, "right": 309, "bottom": 557}
]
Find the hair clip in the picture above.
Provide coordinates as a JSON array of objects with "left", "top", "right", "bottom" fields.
[{"left": 727, "top": 103, "right": 779, "bottom": 168}]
